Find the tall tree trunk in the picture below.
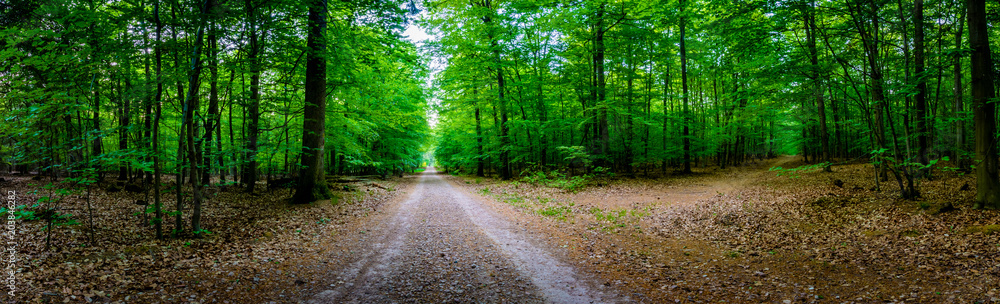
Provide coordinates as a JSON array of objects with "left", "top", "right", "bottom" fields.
[
  {"left": 953, "top": 7, "right": 967, "bottom": 167},
  {"left": 475, "top": 89, "right": 485, "bottom": 177},
  {"left": 143, "top": 31, "right": 154, "bottom": 185},
  {"left": 968, "top": 0, "right": 999, "bottom": 209},
  {"left": 914, "top": 0, "right": 930, "bottom": 174},
  {"left": 152, "top": 0, "right": 164, "bottom": 239},
  {"left": 118, "top": 78, "right": 131, "bottom": 181},
  {"left": 92, "top": 74, "right": 102, "bottom": 176},
  {"left": 535, "top": 47, "right": 548, "bottom": 168},
  {"left": 170, "top": 2, "right": 185, "bottom": 236},
  {"left": 828, "top": 85, "right": 843, "bottom": 159},
  {"left": 481, "top": 0, "right": 510, "bottom": 180},
  {"left": 292, "top": 0, "right": 333, "bottom": 204},
  {"left": 805, "top": 0, "right": 831, "bottom": 171},
  {"left": 662, "top": 62, "right": 670, "bottom": 175},
  {"left": 184, "top": 0, "right": 211, "bottom": 232},
  {"left": 848, "top": 0, "right": 915, "bottom": 197},
  {"left": 625, "top": 60, "right": 635, "bottom": 177},
  {"left": 203, "top": 22, "right": 220, "bottom": 185},
  {"left": 680, "top": 0, "right": 692, "bottom": 174},
  {"left": 243, "top": 0, "right": 260, "bottom": 192},
  {"left": 222, "top": 67, "right": 236, "bottom": 181},
  {"left": 595, "top": 3, "right": 609, "bottom": 169}
]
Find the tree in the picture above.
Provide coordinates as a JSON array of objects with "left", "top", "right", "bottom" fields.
[
  {"left": 803, "top": 0, "right": 831, "bottom": 171},
  {"left": 243, "top": 0, "right": 261, "bottom": 192},
  {"left": 680, "top": 0, "right": 692, "bottom": 174},
  {"left": 968, "top": 0, "right": 999, "bottom": 209},
  {"left": 914, "top": 0, "right": 929, "bottom": 174},
  {"left": 292, "top": 0, "right": 332, "bottom": 204}
]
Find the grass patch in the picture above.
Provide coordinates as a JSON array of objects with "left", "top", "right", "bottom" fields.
[
  {"left": 588, "top": 207, "right": 648, "bottom": 233},
  {"left": 501, "top": 194, "right": 530, "bottom": 208},
  {"left": 538, "top": 205, "right": 572, "bottom": 221},
  {"left": 591, "top": 207, "right": 627, "bottom": 224}
]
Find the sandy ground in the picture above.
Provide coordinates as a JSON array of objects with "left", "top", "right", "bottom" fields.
[{"left": 305, "top": 168, "right": 621, "bottom": 304}]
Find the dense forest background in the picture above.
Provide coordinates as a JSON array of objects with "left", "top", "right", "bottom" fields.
[
  {"left": 1, "top": 0, "right": 999, "bottom": 239},
  {"left": 427, "top": 0, "right": 1000, "bottom": 207},
  {"left": 3, "top": 0, "right": 1000, "bottom": 302},
  {"left": 1, "top": 0, "right": 430, "bottom": 236}
]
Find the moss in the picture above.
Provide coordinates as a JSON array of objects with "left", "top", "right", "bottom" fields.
[
  {"left": 961, "top": 224, "right": 1000, "bottom": 235},
  {"left": 861, "top": 230, "right": 888, "bottom": 237},
  {"left": 899, "top": 230, "right": 923, "bottom": 237}
]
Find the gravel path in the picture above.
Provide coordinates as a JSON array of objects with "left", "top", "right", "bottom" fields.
[{"left": 307, "top": 169, "right": 617, "bottom": 303}]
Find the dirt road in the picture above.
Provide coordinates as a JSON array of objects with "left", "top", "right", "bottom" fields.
[{"left": 307, "top": 169, "right": 619, "bottom": 303}]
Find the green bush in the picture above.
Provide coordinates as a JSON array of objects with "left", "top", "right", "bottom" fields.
[
  {"left": 0, "top": 203, "right": 40, "bottom": 221},
  {"left": 520, "top": 170, "right": 590, "bottom": 192}
]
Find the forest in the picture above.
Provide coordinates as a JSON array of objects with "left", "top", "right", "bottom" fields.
[
  {"left": 1, "top": 0, "right": 999, "bottom": 302},
  {"left": 430, "top": 0, "right": 999, "bottom": 204}
]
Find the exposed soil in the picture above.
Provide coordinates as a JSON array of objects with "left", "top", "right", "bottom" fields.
[{"left": 307, "top": 168, "right": 618, "bottom": 303}]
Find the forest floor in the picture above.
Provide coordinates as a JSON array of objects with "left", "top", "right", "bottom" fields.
[
  {"left": 7, "top": 156, "right": 1000, "bottom": 303},
  {"left": 451, "top": 156, "right": 1000, "bottom": 303}
]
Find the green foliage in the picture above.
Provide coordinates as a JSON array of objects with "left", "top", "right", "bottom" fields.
[
  {"left": 557, "top": 146, "right": 592, "bottom": 168},
  {"left": 769, "top": 162, "right": 831, "bottom": 178},
  {"left": 537, "top": 205, "right": 572, "bottom": 221},
  {"left": 39, "top": 211, "right": 79, "bottom": 229},
  {"left": 521, "top": 170, "right": 589, "bottom": 192},
  {"left": 590, "top": 207, "right": 628, "bottom": 224},
  {"left": 0, "top": 203, "right": 41, "bottom": 221}
]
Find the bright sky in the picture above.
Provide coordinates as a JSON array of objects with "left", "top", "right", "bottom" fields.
[{"left": 401, "top": 18, "right": 441, "bottom": 129}]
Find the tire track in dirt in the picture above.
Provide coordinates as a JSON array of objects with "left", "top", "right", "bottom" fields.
[
  {"left": 308, "top": 169, "right": 617, "bottom": 303},
  {"left": 307, "top": 175, "right": 424, "bottom": 303},
  {"left": 445, "top": 174, "right": 619, "bottom": 304}
]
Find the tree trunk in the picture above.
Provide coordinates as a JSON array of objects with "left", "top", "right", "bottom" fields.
[
  {"left": 662, "top": 62, "right": 670, "bottom": 175},
  {"left": 292, "top": 0, "right": 333, "bottom": 204},
  {"left": 954, "top": 7, "right": 967, "bottom": 167},
  {"left": 203, "top": 22, "right": 220, "bottom": 185},
  {"left": 914, "top": 0, "right": 930, "bottom": 174},
  {"left": 184, "top": 0, "right": 211, "bottom": 232},
  {"left": 243, "top": 0, "right": 260, "bottom": 192},
  {"left": 118, "top": 78, "right": 130, "bottom": 181},
  {"left": 476, "top": 100, "right": 485, "bottom": 177},
  {"left": 595, "top": 3, "right": 609, "bottom": 170},
  {"left": 92, "top": 74, "right": 102, "bottom": 176},
  {"left": 170, "top": 2, "right": 185, "bottom": 236},
  {"left": 968, "top": 0, "right": 1000, "bottom": 209},
  {"left": 152, "top": 0, "right": 164, "bottom": 239},
  {"left": 805, "top": 0, "right": 830, "bottom": 171},
  {"left": 480, "top": 1, "right": 510, "bottom": 180},
  {"left": 680, "top": 0, "right": 691, "bottom": 174}
]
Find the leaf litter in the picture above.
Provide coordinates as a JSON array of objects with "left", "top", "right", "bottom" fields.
[
  {"left": 449, "top": 156, "right": 1000, "bottom": 303},
  {"left": 9, "top": 155, "right": 1000, "bottom": 303},
  {"left": 8, "top": 175, "right": 408, "bottom": 303}
]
